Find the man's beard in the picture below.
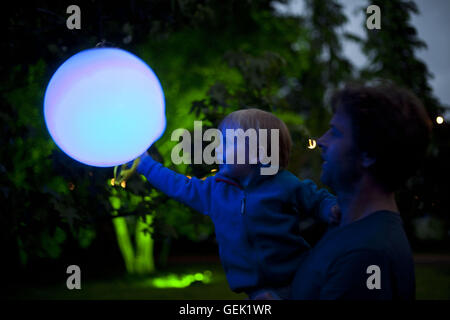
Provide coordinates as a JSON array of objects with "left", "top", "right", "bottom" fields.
[{"left": 322, "top": 160, "right": 361, "bottom": 194}]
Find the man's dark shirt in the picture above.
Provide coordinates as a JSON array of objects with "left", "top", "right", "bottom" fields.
[{"left": 291, "top": 211, "right": 415, "bottom": 299}]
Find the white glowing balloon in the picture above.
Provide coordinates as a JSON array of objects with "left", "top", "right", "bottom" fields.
[{"left": 44, "top": 48, "right": 166, "bottom": 167}]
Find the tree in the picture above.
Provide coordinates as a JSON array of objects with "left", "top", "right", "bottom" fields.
[
  {"left": 2, "top": 0, "right": 312, "bottom": 279},
  {"left": 4, "top": 0, "right": 446, "bottom": 285},
  {"left": 359, "top": 0, "right": 449, "bottom": 248}
]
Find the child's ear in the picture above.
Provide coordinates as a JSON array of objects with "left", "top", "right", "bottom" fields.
[{"left": 361, "top": 152, "right": 376, "bottom": 168}]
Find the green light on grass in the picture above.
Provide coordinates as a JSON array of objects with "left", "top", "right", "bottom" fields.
[
  {"left": 147, "top": 270, "right": 213, "bottom": 288},
  {"left": 194, "top": 273, "right": 204, "bottom": 281}
]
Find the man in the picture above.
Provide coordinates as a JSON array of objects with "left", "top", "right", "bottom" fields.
[{"left": 290, "top": 82, "right": 432, "bottom": 299}]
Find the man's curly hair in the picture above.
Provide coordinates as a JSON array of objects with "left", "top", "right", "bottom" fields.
[{"left": 330, "top": 81, "right": 432, "bottom": 192}]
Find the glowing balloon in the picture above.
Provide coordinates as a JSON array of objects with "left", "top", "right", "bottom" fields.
[{"left": 44, "top": 48, "right": 166, "bottom": 167}]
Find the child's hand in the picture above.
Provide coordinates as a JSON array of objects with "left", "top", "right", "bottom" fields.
[
  {"left": 114, "top": 151, "right": 148, "bottom": 186},
  {"left": 329, "top": 204, "right": 341, "bottom": 224}
]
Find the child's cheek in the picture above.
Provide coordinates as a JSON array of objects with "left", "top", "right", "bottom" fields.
[
  {"left": 215, "top": 146, "right": 223, "bottom": 163},
  {"left": 221, "top": 143, "right": 231, "bottom": 164}
]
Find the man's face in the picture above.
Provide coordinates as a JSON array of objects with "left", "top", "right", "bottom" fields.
[{"left": 317, "top": 109, "right": 363, "bottom": 193}]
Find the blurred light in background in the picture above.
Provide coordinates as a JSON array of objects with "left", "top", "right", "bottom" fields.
[{"left": 307, "top": 138, "right": 317, "bottom": 149}]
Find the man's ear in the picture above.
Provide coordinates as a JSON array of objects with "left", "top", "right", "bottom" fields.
[{"left": 361, "top": 152, "right": 376, "bottom": 168}]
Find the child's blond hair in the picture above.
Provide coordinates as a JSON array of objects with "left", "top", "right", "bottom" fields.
[{"left": 218, "top": 108, "right": 292, "bottom": 168}]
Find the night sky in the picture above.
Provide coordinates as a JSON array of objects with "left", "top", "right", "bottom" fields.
[{"left": 274, "top": 0, "right": 450, "bottom": 116}]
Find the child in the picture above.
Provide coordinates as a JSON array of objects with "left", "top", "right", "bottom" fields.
[{"left": 117, "top": 108, "right": 339, "bottom": 299}]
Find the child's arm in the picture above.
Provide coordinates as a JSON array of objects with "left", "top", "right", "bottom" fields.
[
  {"left": 296, "top": 179, "right": 339, "bottom": 224},
  {"left": 131, "top": 153, "right": 214, "bottom": 216}
]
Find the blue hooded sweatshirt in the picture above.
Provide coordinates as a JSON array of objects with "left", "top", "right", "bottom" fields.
[{"left": 136, "top": 154, "right": 336, "bottom": 293}]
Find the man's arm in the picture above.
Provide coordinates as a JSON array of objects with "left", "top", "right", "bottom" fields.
[
  {"left": 320, "top": 249, "right": 393, "bottom": 300},
  {"left": 136, "top": 153, "right": 214, "bottom": 216}
]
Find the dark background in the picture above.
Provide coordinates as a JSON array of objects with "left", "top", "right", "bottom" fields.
[{"left": 1, "top": 0, "right": 449, "bottom": 299}]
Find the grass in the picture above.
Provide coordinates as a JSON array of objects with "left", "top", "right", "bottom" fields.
[
  {"left": 415, "top": 264, "right": 450, "bottom": 300},
  {"left": 6, "top": 262, "right": 449, "bottom": 300},
  {"left": 7, "top": 263, "right": 247, "bottom": 300}
]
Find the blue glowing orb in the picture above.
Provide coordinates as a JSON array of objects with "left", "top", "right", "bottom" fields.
[{"left": 44, "top": 48, "right": 166, "bottom": 167}]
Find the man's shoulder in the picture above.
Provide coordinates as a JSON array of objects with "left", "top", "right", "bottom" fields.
[
  {"left": 324, "top": 211, "right": 412, "bottom": 266},
  {"left": 319, "top": 211, "right": 407, "bottom": 253},
  {"left": 353, "top": 211, "right": 407, "bottom": 249}
]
